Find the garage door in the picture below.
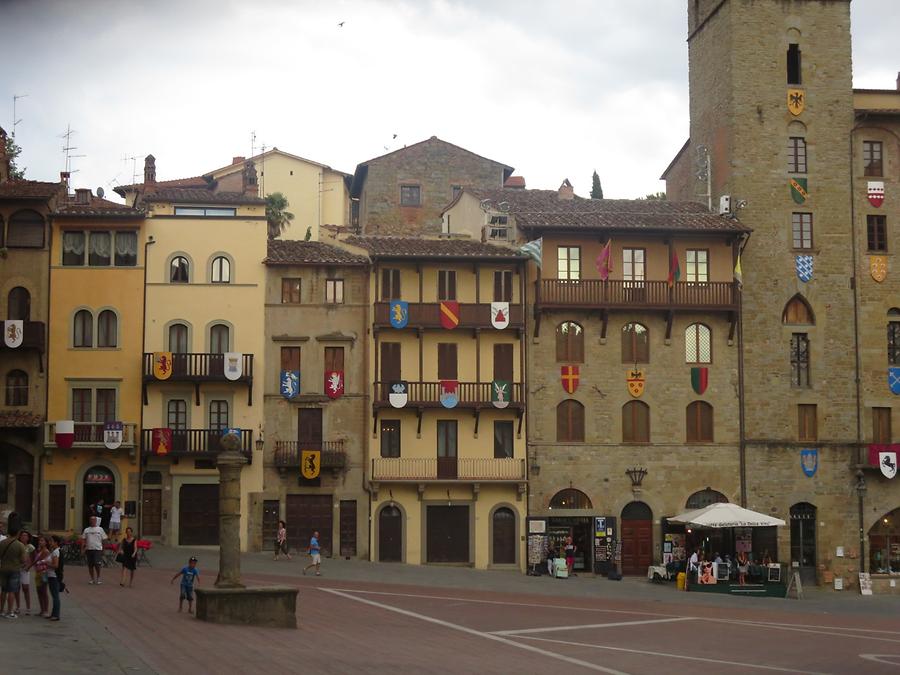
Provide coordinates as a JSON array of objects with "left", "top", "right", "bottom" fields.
[
  {"left": 286, "top": 494, "right": 333, "bottom": 556},
  {"left": 426, "top": 505, "right": 469, "bottom": 563},
  {"left": 179, "top": 484, "right": 219, "bottom": 546}
]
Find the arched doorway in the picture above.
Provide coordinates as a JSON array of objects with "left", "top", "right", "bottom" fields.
[
  {"left": 621, "top": 502, "right": 653, "bottom": 575},
  {"left": 379, "top": 505, "right": 402, "bottom": 562},
  {"left": 790, "top": 503, "right": 817, "bottom": 585},
  {"left": 83, "top": 466, "right": 115, "bottom": 528},
  {"left": 869, "top": 507, "right": 900, "bottom": 574},
  {"left": 492, "top": 507, "right": 516, "bottom": 565},
  {"left": 547, "top": 488, "right": 593, "bottom": 573},
  {"left": 548, "top": 488, "right": 592, "bottom": 510}
]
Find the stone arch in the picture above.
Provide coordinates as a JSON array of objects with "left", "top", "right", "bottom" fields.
[
  {"left": 685, "top": 488, "right": 728, "bottom": 510},
  {"left": 375, "top": 501, "right": 406, "bottom": 563},
  {"left": 548, "top": 488, "right": 592, "bottom": 510},
  {"left": 782, "top": 294, "right": 815, "bottom": 325},
  {"left": 166, "top": 251, "right": 194, "bottom": 284},
  {"left": 488, "top": 502, "right": 520, "bottom": 566},
  {"left": 74, "top": 458, "right": 122, "bottom": 529},
  {"left": 207, "top": 251, "right": 234, "bottom": 284}
]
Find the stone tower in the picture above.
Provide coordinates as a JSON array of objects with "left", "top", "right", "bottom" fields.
[{"left": 680, "top": 0, "right": 861, "bottom": 578}]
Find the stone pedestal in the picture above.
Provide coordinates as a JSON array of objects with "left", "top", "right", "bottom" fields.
[
  {"left": 215, "top": 440, "right": 247, "bottom": 589},
  {"left": 195, "top": 586, "right": 299, "bottom": 628}
]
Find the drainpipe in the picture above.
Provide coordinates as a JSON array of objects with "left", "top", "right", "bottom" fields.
[
  {"left": 736, "top": 233, "right": 750, "bottom": 507},
  {"left": 40, "top": 210, "right": 55, "bottom": 530},
  {"left": 138, "top": 235, "right": 155, "bottom": 536},
  {"left": 362, "top": 261, "right": 373, "bottom": 561}
]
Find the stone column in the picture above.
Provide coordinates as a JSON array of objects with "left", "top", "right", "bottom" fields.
[{"left": 216, "top": 433, "right": 247, "bottom": 589}]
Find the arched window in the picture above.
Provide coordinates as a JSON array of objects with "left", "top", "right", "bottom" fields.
[
  {"left": 168, "top": 323, "right": 189, "bottom": 353},
  {"left": 622, "top": 322, "right": 649, "bottom": 363},
  {"left": 622, "top": 501, "right": 652, "bottom": 521},
  {"left": 73, "top": 309, "right": 93, "bottom": 347},
  {"left": 685, "top": 488, "right": 728, "bottom": 510},
  {"left": 622, "top": 400, "right": 650, "bottom": 443},
  {"left": 549, "top": 488, "right": 592, "bottom": 510},
  {"left": 782, "top": 295, "right": 814, "bottom": 324},
  {"left": 556, "top": 400, "right": 584, "bottom": 442},
  {"left": 97, "top": 310, "right": 118, "bottom": 348},
  {"left": 211, "top": 256, "right": 231, "bottom": 284},
  {"left": 686, "top": 401, "right": 714, "bottom": 442},
  {"left": 888, "top": 309, "right": 900, "bottom": 365},
  {"left": 869, "top": 507, "right": 900, "bottom": 574},
  {"left": 5, "top": 370, "right": 28, "bottom": 406},
  {"left": 209, "top": 324, "right": 230, "bottom": 353},
  {"left": 685, "top": 323, "right": 711, "bottom": 364},
  {"left": 6, "top": 209, "right": 45, "bottom": 248},
  {"left": 555, "top": 322, "right": 584, "bottom": 362},
  {"left": 7, "top": 287, "right": 30, "bottom": 320},
  {"left": 170, "top": 256, "right": 190, "bottom": 283},
  {"left": 491, "top": 507, "right": 516, "bottom": 565}
]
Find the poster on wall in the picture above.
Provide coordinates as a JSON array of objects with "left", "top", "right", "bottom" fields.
[
  {"left": 859, "top": 572, "right": 873, "bottom": 596},
  {"left": 735, "top": 528, "right": 753, "bottom": 553}
]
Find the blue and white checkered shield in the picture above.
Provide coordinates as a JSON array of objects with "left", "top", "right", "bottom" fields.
[
  {"left": 889, "top": 368, "right": 900, "bottom": 395},
  {"left": 796, "top": 255, "right": 813, "bottom": 283}
]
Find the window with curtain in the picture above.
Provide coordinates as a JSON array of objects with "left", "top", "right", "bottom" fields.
[
  {"left": 7, "top": 287, "right": 30, "bottom": 321},
  {"left": 5, "top": 370, "right": 28, "bottom": 406},
  {"left": 686, "top": 401, "right": 714, "bottom": 442},
  {"left": 97, "top": 310, "right": 118, "bottom": 348},
  {"left": 62, "top": 231, "right": 86, "bottom": 265},
  {"left": 89, "top": 231, "right": 111, "bottom": 266},
  {"left": 557, "top": 247, "right": 581, "bottom": 280},
  {"left": 114, "top": 231, "right": 137, "bottom": 266},
  {"left": 167, "top": 399, "right": 188, "bottom": 430},
  {"left": 72, "top": 388, "right": 92, "bottom": 422},
  {"left": 493, "top": 421, "right": 514, "bottom": 458},
  {"left": 6, "top": 210, "right": 45, "bottom": 248},
  {"left": 685, "top": 323, "right": 712, "bottom": 363},
  {"left": 211, "top": 256, "right": 231, "bottom": 283},
  {"left": 622, "top": 322, "right": 649, "bottom": 363},
  {"left": 437, "top": 420, "right": 458, "bottom": 457},
  {"left": 73, "top": 309, "right": 93, "bottom": 347},
  {"left": 555, "top": 322, "right": 584, "bottom": 362},
  {"left": 95, "top": 389, "right": 116, "bottom": 423},
  {"left": 168, "top": 323, "right": 189, "bottom": 353},
  {"left": 170, "top": 256, "right": 190, "bottom": 283},
  {"left": 622, "top": 400, "right": 650, "bottom": 443},
  {"left": 281, "top": 278, "right": 301, "bottom": 303},
  {"left": 209, "top": 324, "right": 230, "bottom": 353},
  {"left": 556, "top": 400, "right": 585, "bottom": 442}
]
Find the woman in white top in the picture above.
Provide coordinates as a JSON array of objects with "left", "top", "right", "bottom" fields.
[{"left": 15, "top": 531, "right": 33, "bottom": 616}]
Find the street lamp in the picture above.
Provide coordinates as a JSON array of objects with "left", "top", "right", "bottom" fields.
[
  {"left": 856, "top": 469, "right": 867, "bottom": 572},
  {"left": 255, "top": 426, "right": 265, "bottom": 453}
]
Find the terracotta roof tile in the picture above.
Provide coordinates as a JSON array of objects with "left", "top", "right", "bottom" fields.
[
  {"left": 113, "top": 175, "right": 209, "bottom": 196},
  {"left": 0, "top": 180, "right": 63, "bottom": 200},
  {"left": 141, "top": 188, "right": 265, "bottom": 205},
  {"left": 0, "top": 410, "right": 44, "bottom": 428},
  {"left": 56, "top": 195, "right": 143, "bottom": 218},
  {"left": 265, "top": 240, "right": 369, "bottom": 266},
  {"left": 345, "top": 235, "right": 523, "bottom": 260}
]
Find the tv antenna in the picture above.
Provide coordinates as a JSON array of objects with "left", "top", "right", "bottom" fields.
[
  {"left": 12, "top": 93, "right": 27, "bottom": 140},
  {"left": 123, "top": 154, "right": 139, "bottom": 185},
  {"left": 60, "top": 124, "right": 86, "bottom": 175},
  {"left": 250, "top": 130, "right": 257, "bottom": 157}
]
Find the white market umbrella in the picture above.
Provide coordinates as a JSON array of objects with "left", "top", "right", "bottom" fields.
[{"left": 669, "top": 502, "right": 786, "bottom": 529}]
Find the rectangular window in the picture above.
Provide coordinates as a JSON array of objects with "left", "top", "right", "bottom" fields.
[
  {"left": 95, "top": 389, "right": 116, "bottom": 424},
  {"left": 493, "top": 270, "right": 513, "bottom": 302},
  {"left": 167, "top": 399, "right": 188, "bottom": 430},
  {"left": 281, "top": 278, "right": 301, "bottom": 304},
  {"left": 380, "top": 420, "right": 401, "bottom": 458},
  {"left": 788, "top": 137, "right": 807, "bottom": 173},
  {"left": 437, "top": 343, "right": 458, "bottom": 380},
  {"left": 685, "top": 249, "right": 709, "bottom": 283},
  {"left": 622, "top": 402, "right": 649, "bottom": 443},
  {"left": 686, "top": 403, "right": 714, "bottom": 443},
  {"left": 863, "top": 141, "right": 883, "bottom": 177},
  {"left": 867, "top": 215, "right": 887, "bottom": 252},
  {"left": 381, "top": 268, "right": 401, "bottom": 300},
  {"left": 787, "top": 43, "right": 801, "bottom": 85},
  {"left": 493, "top": 421, "right": 514, "bottom": 459},
  {"left": 623, "top": 248, "right": 646, "bottom": 282},
  {"left": 88, "top": 231, "right": 111, "bottom": 266},
  {"left": 72, "top": 388, "right": 92, "bottom": 423},
  {"left": 324, "top": 346, "right": 344, "bottom": 373},
  {"left": 62, "top": 231, "right": 85, "bottom": 266},
  {"left": 798, "top": 404, "right": 817, "bottom": 441},
  {"left": 889, "top": 321, "right": 900, "bottom": 366},
  {"left": 437, "top": 420, "right": 457, "bottom": 457},
  {"left": 557, "top": 246, "right": 581, "bottom": 280},
  {"left": 280, "top": 346, "right": 300, "bottom": 371},
  {"left": 791, "top": 333, "right": 811, "bottom": 387},
  {"left": 173, "top": 206, "right": 236, "bottom": 217},
  {"left": 873, "top": 407, "right": 892, "bottom": 444},
  {"left": 400, "top": 185, "right": 421, "bottom": 207},
  {"left": 114, "top": 231, "right": 137, "bottom": 266},
  {"left": 438, "top": 270, "right": 457, "bottom": 301},
  {"left": 792, "top": 213, "right": 813, "bottom": 249},
  {"left": 325, "top": 279, "right": 344, "bottom": 304},
  {"left": 209, "top": 400, "right": 229, "bottom": 430}
]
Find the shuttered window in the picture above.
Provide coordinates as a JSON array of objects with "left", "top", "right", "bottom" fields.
[
  {"left": 437, "top": 343, "right": 457, "bottom": 380},
  {"left": 556, "top": 322, "right": 584, "bottom": 362},
  {"left": 280, "top": 347, "right": 300, "bottom": 371},
  {"left": 556, "top": 400, "right": 584, "bottom": 442},
  {"left": 622, "top": 401, "right": 650, "bottom": 443},
  {"left": 873, "top": 407, "right": 892, "bottom": 444},
  {"left": 438, "top": 270, "right": 456, "bottom": 301},
  {"left": 798, "top": 404, "right": 817, "bottom": 441},
  {"left": 686, "top": 401, "right": 713, "bottom": 442},
  {"left": 493, "top": 270, "right": 513, "bottom": 302},
  {"left": 324, "top": 346, "right": 344, "bottom": 372},
  {"left": 382, "top": 269, "right": 401, "bottom": 300}
]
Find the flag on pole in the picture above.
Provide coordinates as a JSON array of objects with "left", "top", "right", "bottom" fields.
[
  {"left": 596, "top": 240, "right": 612, "bottom": 280},
  {"left": 667, "top": 249, "right": 681, "bottom": 288},
  {"left": 734, "top": 253, "right": 743, "bottom": 288},
  {"left": 518, "top": 238, "right": 542, "bottom": 269}
]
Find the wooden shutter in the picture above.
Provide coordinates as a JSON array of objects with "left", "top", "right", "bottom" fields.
[
  {"left": 572, "top": 401, "right": 584, "bottom": 441},
  {"left": 493, "top": 270, "right": 512, "bottom": 302},
  {"left": 325, "top": 347, "right": 344, "bottom": 372},
  {"left": 493, "top": 344, "right": 514, "bottom": 382},
  {"left": 438, "top": 343, "right": 458, "bottom": 380},
  {"left": 380, "top": 342, "right": 401, "bottom": 381},
  {"left": 298, "top": 408, "right": 323, "bottom": 447},
  {"left": 439, "top": 271, "right": 456, "bottom": 301},
  {"left": 280, "top": 347, "right": 300, "bottom": 371},
  {"left": 381, "top": 268, "right": 400, "bottom": 300}
]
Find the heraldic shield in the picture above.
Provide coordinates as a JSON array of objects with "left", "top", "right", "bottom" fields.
[
  {"left": 55, "top": 420, "right": 75, "bottom": 450},
  {"left": 223, "top": 352, "right": 242, "bottom": 381},
  {"left": 790, "top": 177, "right": 808, "bottom": 205},
  {"left": 440, "top": 380, "right": 459, "bottom": 408},
  {"left": 104, "top": 421, "right": 124, "bottom": 450},
  {"left": 890, "top": 368, "right": 900, "bottom": 395},
  {"left": 800, "top": 448, "right": 818, "bottom": 477},
  {"left": 796, "top": 255, "right": 813, "bottom": 283},
  {"left": 871, "top": 255, "right": 887, "bottom": 283},
  {"left": 280, "top": 370, "right": 300, "bottom": 399},
  {"left": 325, "top": 370, "right": 344, "bottom": 399},
  {"left": 153, "top": 352, "right": 173, "bottom": 380},
  {"left": 561, "top": 365, "right": 579, "bottom": 394},
  {"left": 627, "top": 369, "right": 645, "bottom": 397},
  {"left": 3, "top": 320, "right": 23, "bottom": 349},
  {"left": 691, "top": 367, "right": 708, "bottom": 395},
  {"left": 301, "top": 450, "right": 321, "bottom": 480},
  {"left": 389, "top": 380, "right": 408, "bottom": 408},
  {"left": 868, "top": 181, "right": 885, "bottom": 208},
  {"left": 787, "top": 88, "right": 805, "bottom": 116},
  {"left": 440, "top": 301, "right": 460, "bottom": 330},
  {"left": 880, "top": 451, "right": 898, "bottom": 479},
  {"left": 491, "top": 302, "right": 509, "bottom": 330},
  {"left": 389, "top": 300, "right": 408, "bottom": 329},
  {"left": 491, "top": 380, "right": 510, "bottom": 408}
]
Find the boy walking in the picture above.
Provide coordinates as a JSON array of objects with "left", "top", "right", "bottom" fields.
[
  {"left": 171, "top": 556, "right": 200, "bottom": 613},
  {"left": 302, "top": 531, "right": 321, "bottom": 576}
]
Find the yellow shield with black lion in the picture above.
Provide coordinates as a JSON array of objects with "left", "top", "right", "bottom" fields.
[{"left": 301, "top": 450, "right": 321, "bottom": 480}]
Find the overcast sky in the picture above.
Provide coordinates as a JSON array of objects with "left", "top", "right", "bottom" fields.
[{"left": 2, "top": 0, "right": 898, "bottom": 202}]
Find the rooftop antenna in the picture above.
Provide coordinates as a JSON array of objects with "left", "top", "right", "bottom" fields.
[
  {"left": 250, "top": 130, "right": 257, "bottom": 158},
  {"left": 259, "top": 142, "right": 267, "bottom": 195},
  {"left": 123, "top": 153, "right": 139, "bottom": 185},
  {"left": 11, "top": 93, "right": 27, "bottom": 140},
  {"left": 60, "top": 123, "right": 86, "bottom": 176}
]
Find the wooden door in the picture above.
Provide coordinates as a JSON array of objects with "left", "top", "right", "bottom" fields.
[
  {"left": 379, "top": 505, "right": 403, "bottom": 562},
  {"left": 48, "top": 484, "right": 67, "bottom": 531},
  {"left": 298, "top": 408, "right": 323, "bottom": 450},
  {"left": 492, "top": 507, "right": 516, "bottom": 565},
  {"left": 426, "top": 505, "right": 469, "bottom": 563},
  {"left": 339, "top": 500, "right": 357, "bottom": 558},
  {"left": 621, "top": 502, "right": 652, "bottom": 575},
  {"left": 15, "top": 474, "right": 33, "bottom": 522},
  {"left": 142, "top": 489, "right": 162, "bottom": 537},
  {"left": 286, "top": 494, "right": 333, "bottom": 556},
  {"left": 437, "top": 343, "right": 457, "bottom": 380},
  {"left": 262, "top": 500, "right": 280, "bottom": 546},
  {"left": 493, "top": 344, "right": 514, "bottom": 382},
  {"left": 380, "top": 342, "right": 401, "bottom": 399},
  {"left": 178, "top": 484, "right": 219, "bottom": 546}
]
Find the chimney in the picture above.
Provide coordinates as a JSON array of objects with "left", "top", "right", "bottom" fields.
[
  {"left": 558, "top": 178, "right": 574, "bottom": 200},
  {"left": 144, "top": 154, "right": 156, "bottom": 185},
  {"left": 241, "top": 159, "right": 258, "bottom": 196},
  {"left": 75, "top": 188, "right": 91, "bottom": 205},
  {"left": 504, "top": 175, "right": 526, "bottom": 189},
  {"left": 60, "top": 171, "right": 70, "bottom": 191},
  {"left": 232, "top": 156, "right": 245, "bottom": 165}
]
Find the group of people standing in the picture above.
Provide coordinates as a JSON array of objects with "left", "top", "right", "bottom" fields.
[
  {"left": 0, "top": 514, "right": 63, "bottom": 621},
  {"left": 273, "top": 520, "right": 322, "bottom": 576}
]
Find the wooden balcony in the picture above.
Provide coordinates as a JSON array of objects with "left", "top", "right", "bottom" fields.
[
  {"left": 0, "top": 321, "right": 46, "bottom": 353},
  {"left": 272, "top": 440, "right": 348, "bottom": 474},
  {"left": 371, "top": 457, "right": 526, "bottom": 481},
  {"left": 536, "top": 279, "right": 738, "bottom": 311},
  {"left": 44, "top": 421, "right": 138, "bottom": 449},
  {"left": 373, "top": 302, "right": 524, "bottom": 330},
  {"left": 373, "top": 381, "right": 524, "bottom": 410},
  {"left": 142, "top": 352, "right": 254, "bottom": 405},
  {"left": 140, "top": 428, "right": 253, "bottom": 460}
]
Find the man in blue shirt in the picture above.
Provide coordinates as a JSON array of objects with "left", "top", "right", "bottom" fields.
[
  {"left": 171, "top": 556, "right": 200, "bottom": 613},
  {"left": 302, "top": 531, "right": 322, "bottom": 576}
]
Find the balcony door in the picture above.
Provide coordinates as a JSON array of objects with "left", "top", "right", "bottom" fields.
[
  {"left": 380, "top": 342, "right": 401, "bottom": 400},
  {"left": 493, "top": 344, "right": 513, "bottom": 383},
  {"left": 298, "top": 408, "right": 323, "bottom": 451},
  {"left": 437, "top": 420, "right": 458, "bottom": 479},
  {"left": 437, "top": 343, "right": 458, "bottom": 381}
]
